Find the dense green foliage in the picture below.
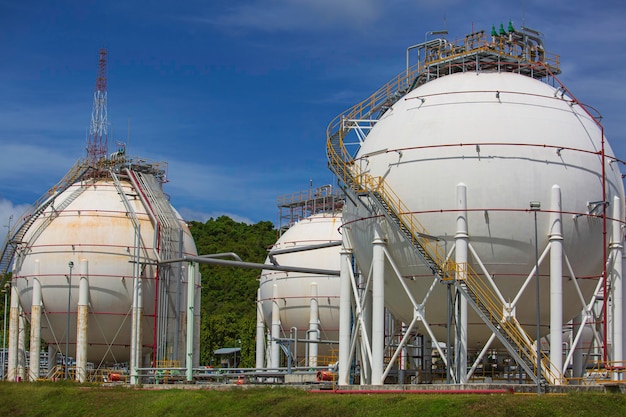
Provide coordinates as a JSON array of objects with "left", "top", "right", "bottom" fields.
[
  {"left": 190, "top": 216, "right": 277, "bottom": 367},
  {"left": 1, "top": 382, "right": 625, "bottom": 417}
]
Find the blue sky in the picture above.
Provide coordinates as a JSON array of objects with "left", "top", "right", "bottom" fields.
[{"left": 1, "top": 0, "right": 625, "bottom": 226}]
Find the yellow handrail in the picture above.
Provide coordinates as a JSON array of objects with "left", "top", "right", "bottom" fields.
[{"left": 456, "top": 262, "right": 562, "bottom": 384}]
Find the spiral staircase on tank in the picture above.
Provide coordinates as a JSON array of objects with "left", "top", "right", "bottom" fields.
[
  {"left": 326, "top": 36, "right": 564, "bottom": 385},
  {"left": 0, "top": 159, "right": 91, "bottom": 288}
]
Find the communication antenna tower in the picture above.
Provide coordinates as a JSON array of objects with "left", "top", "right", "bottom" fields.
[{"left": 86, "top": 48, "right": 108, "bottom": 163}]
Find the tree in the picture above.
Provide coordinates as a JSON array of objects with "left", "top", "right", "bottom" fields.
[{"left": 189, "top": 216, "right": 276, "bottom": 367}]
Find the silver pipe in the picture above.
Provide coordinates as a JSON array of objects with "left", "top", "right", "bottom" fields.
[
  {"left": 197, "top": 252, "right": 243, "bottom": 262},
  {"left": 268, "top": 241, "right": 341, "bottom": 265},
  {"left": 161, "top": 255, "right": 339, "bottom": 276},
  {"left": 520, "top": 27, "right": 546, "bottom": 62},
  {"left": 269, "top": 241, "right": 341, "bottom": 256}
]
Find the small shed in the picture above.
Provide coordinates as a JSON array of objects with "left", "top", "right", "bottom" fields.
[{"left": 214, "top": 347, "right": 241, "bottom": 368}]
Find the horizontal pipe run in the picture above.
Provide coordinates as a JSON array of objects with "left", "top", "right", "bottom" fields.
[
  {"left": 161, "top": 255, "right": 340, "bottom": 276},
  {"left": 196, "top": 252, "right": 243, "bottom": 262},
  {"left": 269, "top": 241, "right": 342, "bottom": 256},
  {"left": 268, "top": 241, "right": 342, "bottom": 266}
]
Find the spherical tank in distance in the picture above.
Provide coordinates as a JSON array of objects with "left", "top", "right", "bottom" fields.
[
  {"left": 344, "top": 71, "right": 624, "bottom": 343},
  {"left": 259, "top": 213, "right": 342, "bottom": 348}
]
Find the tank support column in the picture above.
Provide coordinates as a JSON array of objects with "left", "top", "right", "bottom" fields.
[
  {"left": 455, "top": 183, "right": 469, "bottom": 384},
  {"left": 611, "top": 195, "right": 624, "bottom": 379},
  {"left": 7, "top": 282, "right": 20, "bottom": 381},
  {"left": 255, "top": 289, "right": 266, "bottom": 369},
  {"left": 17, "top": 309, "right": 25, "bottom": 381},
  {"left": 338, "top": 246, "right": 353, "bottom": 385},
  {"left": 76, "top": 259, "right": 89, "bottom": 383},
  {"left": 308, "top": 282, "right": 319, "bottom": 368},
  {"left": 270, "top": 279, "right": 281, "bottom": 369},
  {"left": 29, "top": 261, "right": 42, "bottom": 382},
  {"left": 371, "top": 226, "right": 386, "bottom": 385},
  {"left": 549, "top": 185, "right": 563, "bottom": 382}
]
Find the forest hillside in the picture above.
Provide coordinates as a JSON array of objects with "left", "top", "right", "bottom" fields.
[{"left": 190, "top": 216, "right": 277, "bottom": 367}]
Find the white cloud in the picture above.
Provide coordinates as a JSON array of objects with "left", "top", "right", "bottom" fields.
[{"left": 191, "top": 0, "right": 385, "bottom": 33}]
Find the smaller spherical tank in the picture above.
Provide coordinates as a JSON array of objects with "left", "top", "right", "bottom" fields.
[
  {"left": 259, "top": 213, "right": 342, "bottom": 359},
  {"left": 13, "top": 176, "right": 197, "bottom": 364}
]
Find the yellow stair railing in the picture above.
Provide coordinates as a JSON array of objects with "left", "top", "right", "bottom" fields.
[{"left": 450, "top": 262, "right": 562, "bottom": 385}]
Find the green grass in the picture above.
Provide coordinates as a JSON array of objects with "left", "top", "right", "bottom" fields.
[{"left": 0, "top": 382, "right": 624, "bottom": 417}]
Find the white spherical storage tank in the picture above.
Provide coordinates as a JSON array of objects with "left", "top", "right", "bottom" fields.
[
  {"left": 11, "top": 173, "right": 197, "bottom": 367},
  {"left": 259, "top": 213, "right": 341, "bottom": 367},
  {"left": 343, "top": 69, "right": 625, "bottom": 346}
]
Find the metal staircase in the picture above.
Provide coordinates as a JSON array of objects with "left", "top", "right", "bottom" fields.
[
  {"left": 452, "top": 265, "right": 560, "bottom": 384},
  {"left": 0, "top": 159, "right": 90, "bottom": 287},
  {"left": 24, "top": 177, "right": 92, "bottom": 253},
  {"left": 125, "top": 168, "right": 183, "bottom": 363},
  {"left": 326, "top": 47, "right": 562, "bottom": 385},
  {"left": 129, "top": 170, "right": 182, "bottom": 264}
]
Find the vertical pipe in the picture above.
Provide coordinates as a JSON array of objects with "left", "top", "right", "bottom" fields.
[
  {"left": 371, "top": 226, "right": 385, "bottom": 385},
  {"left": 601, "top": 126, "right": 608, "bottom": 364},
  {"left": 29, "top": 260, "right": 42, "bottom": 382},
  {"left": 65, "top": 262, "right": 73, "bottom": 380},
  {"left": 270, "top": 279, "right": 281, "bottom": 369},
  {"left": 76, "top": 259, "right": 89, "bottom": 383},
  {"left": 530, "top": 200, "right": 542, "bottom": 391},
  {"left": 308, "top": 282, "right": 319, "bottom": 368},
  {"left": 7, "top": 282, "right": 19, "bottom": 381},
  {"left": 338, "top": 247, "right": 352, "bottom": 386},
  {"left": 174, "top": 229, "right": 184, "bottom": 363},
  {"left": 290, "top": 326, "right": 297, "bottom": 371},
  {"left": 455, "top": 183, "right": 469, "bottom": 384},
  {"left": 2, "top": 288, "right": 8, "bottom": 380},
  {"left": 185, "top": 262, "right": 195, "bottom": 382},
  {"left": 549, "top": 185, "right": 563, "bottom": 383},
  {"left": 398, "top": 322, "right": 407, "bottom": 384},
  {"left": 611, "top": 195, "right": 623, "bottom": 379},
  {"left": 193, "top": 266, "right": 201, "bottom": 368},
  {"left": 622, "top": 226, "right": 626, "bottom": 371},
  {"left": 255, "top": 288, "right": 265, "bottom": 369},
  {"left": 130, "top": 225, "right": 142, "bottom": 385},
  {"left": 446, "top": 283, "right": 452, "bottom": 384},
  {"left": 423, "top": 333, "right": 433, "bottom": 383}
]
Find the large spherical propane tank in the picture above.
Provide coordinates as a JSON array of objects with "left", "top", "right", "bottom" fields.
[{"left": 344, "top": 70, "right": 624, "bottom": 344}]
